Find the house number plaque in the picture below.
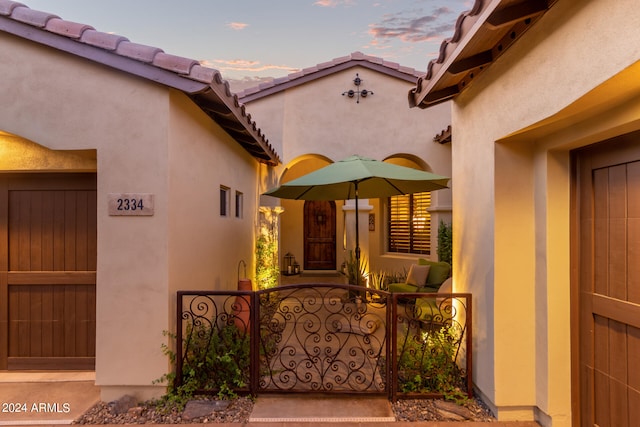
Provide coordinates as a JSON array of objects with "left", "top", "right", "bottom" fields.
[{"left": 108, "top": 193, "right": 154, "bottom": 216}]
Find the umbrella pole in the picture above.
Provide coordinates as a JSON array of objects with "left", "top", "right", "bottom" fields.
[{"left": 355, "top": 182, "right": 360, "bottom": 287}]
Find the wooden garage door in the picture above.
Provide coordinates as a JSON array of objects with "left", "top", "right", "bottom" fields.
[
  {"left": 0, "top": 173, "right": 96, "bottom": 370},
  {"left": 573, "top": 134, "right": 640, "bottom": 427}
]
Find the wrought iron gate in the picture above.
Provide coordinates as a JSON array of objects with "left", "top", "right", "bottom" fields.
[{"left": 176, "top": 283, "right": 471, "bottom": 400}]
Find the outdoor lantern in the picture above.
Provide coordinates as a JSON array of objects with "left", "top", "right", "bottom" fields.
[{"left": 283, "top": 252, "right": 295, "bottom": 275}]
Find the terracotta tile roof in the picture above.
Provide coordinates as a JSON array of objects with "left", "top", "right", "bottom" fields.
[
  {"left": 409, "top": 0, "right": 558, "bottom": 109},
  {"left": 0, "top": 0, "right": 280, "bottom": 165},
  {"left": 433, "top": 126, "right": 452, "bottom": 144},
  {"left": 237, "top": 51, "right": 422, "bottom": 103}
]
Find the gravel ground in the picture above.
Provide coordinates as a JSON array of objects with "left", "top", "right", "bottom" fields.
[{"left": 73, "top": 395, "right": 496, "bottom": 424}]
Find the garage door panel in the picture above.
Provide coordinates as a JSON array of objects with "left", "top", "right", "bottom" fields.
[
  {"left": 593, "top": 315, "right": 609, "bottom": 374},
  {"left": 609, "top": 218, "right": 627, "bottom": 299},
  {"left": 629, "top": 219, "right": 640, "bottom": 304},
  {"left": 594, "top": 368, "right": 610, "bottom": 427},
  {"left": 630, "top": 387, "right": 640, "bottom": 427},
  {"left": 574, "top": 136, "right": 640, "bottom": 426},
  {"left": 628, "top": 325, "right": 640, "bottom": 391},
  {"left": 608, "top": 319, "right": 627, "bottom": 383},
  {"left": 629, "top": 162, "right": 640, "bottom": 217},
  {"left": 608, "top": 165, "right": 627, "bottom": 218}
]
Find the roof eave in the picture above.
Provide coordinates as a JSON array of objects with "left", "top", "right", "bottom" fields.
[
  {"left": 409, "top": 0, "right": 557, "bottom": 109},
  {"left": 0, "top": 11, "right": 280, "bottom": 166},
  {"left": 0, "top": 15, "right": 208, "bottom": 94}
]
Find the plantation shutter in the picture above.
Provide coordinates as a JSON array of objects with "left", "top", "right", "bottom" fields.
[{"left": 388, "top": 192, "right": 431, "bottom": 254}]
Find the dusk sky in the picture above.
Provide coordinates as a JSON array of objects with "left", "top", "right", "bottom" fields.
[{"left": 23, "top": 0, "right": 471, "bottom": 89}]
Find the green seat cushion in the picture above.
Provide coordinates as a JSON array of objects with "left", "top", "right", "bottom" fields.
[
  {"left": 388, "top": 283, "right": 439, "bottom": 294},
  {"left": 418, "top": 259, "right": 451, "bottom": 287},
  {"left": 388, "top": 282, "right": 418, "bottom": 293}
]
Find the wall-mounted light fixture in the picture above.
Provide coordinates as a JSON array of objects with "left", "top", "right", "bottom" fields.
[{"left": 341, "top": 73, "right": 373, "bottom": 103}]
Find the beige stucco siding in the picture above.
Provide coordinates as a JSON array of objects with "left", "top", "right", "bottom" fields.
[
  {"left": 248, "top": 66, "right": 452, "bottom": 273},
  {"left": 1, "top": 32, "right": 171, "bottom": 396},
  {"left": 451, "top": 0, "right": 640, "bottom": 424},
  {"left": 1, "top": 31, "right": 261, "bottom": 400},
  {"left": 167, "top": 91, "right": 259, "bottom": 295}
]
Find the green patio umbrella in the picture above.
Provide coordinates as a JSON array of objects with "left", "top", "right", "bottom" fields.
[{"left": 264, "top": 155, "right": 450, "bottom": 285}]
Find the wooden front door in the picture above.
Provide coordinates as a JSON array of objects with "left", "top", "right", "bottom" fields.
[
  {"left": 573, "top": 134, "right": 640, "bottom": 426},
  {"left": 304, "top": 200, "right": 336, "bottom": 270},
  {"left": 0, "top": 173, "right": 97, "bottom": 370}
]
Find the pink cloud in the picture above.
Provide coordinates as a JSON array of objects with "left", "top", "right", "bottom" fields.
[
  {"left": 314, "top": 0, "right": 355, "bottom": 7},
  {"left": 369, "top": 7, "right": 454, "bottom": 44},
  {"left": 227, "top": 22, "right": 248, "bottom": 30},
  {"left": 200, "top": 59, "right": 299, "bottom": 74}
]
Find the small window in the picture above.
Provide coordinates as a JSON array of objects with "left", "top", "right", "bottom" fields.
[
  {"left": 220, "top": 186, "right": 230, "bottom": 216},
  {"left": 235, "top": 191, "right": 243, "bottom": 218}
]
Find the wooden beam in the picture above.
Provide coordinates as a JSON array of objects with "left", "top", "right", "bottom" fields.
[
  {"left": 424, "top": 85, "right": 460, "bottom": 105},
  {"left": 487, "top": 0, "right": 549, "bottom": 28},
  {"left": 449, "top": 50, "right": 493, "bottom": 75}
]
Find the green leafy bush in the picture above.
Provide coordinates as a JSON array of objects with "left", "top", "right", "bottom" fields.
[
  {"left": 156, "top": 323, "right": 250, "bottom": 408},
  {"left": 397, "top": 325, "right": 467, "bottom": 402},
  {"left": 437, "top": 221, "right": 452, "bottom": 267}
]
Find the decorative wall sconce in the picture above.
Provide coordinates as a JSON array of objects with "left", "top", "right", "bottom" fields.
[{"left": 341, "top": 73, "right": 374, "bottom": 103}]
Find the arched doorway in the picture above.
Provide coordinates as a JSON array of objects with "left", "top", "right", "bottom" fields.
[{"left": 303, "top": 200, "right": 336, "bottom": 270}]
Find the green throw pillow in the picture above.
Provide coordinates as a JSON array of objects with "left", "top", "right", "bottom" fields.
[{"left": 417, "top": 259, "right": 451, "bottom": 287}]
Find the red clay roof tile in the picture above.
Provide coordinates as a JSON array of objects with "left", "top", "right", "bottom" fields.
[
  {"left": 236, "top": 51, "right": 421, "bottom": 102},
  {"left": 80, "top": 29, "right": 128, "bottom": 51},
  {"left": 0, "top": 0, "right": 280, "bottom": 165},
  {"left": 45, "top": 18, "right": 93, "bottom": 39},
  {"left": 152, "top": 52, "right": 198, "bottom": 75},
  {"left": 11, "top": 5, "right": 56, "bottom": 27},
  {"left": 116, "top": 41, "right": 163, "bottom": 63}
]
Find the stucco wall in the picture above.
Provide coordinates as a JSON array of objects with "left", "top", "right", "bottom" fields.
[
  {"left": 0, "top": 34, "right": 170, "bottom": 398},
  {"left": 449, "top": 0, "right": 640, "bottom": 424},
  {"left": 167, "top": 91, "right": 259, "bottom": 293},
  {"left": 0, "top": 32, "right": 261, "bottom": 400},
  {"left": 248, "top": 66, "right": 452, "bottom": 274}
]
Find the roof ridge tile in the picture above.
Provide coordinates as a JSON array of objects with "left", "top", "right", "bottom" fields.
[
  {"left": 11, "top": 5, "right": 57, "bottom": 27},
  {"left": 116, "top": 41, "right": 163, "bottom": 63},
  {"left": 45, "top": 18, "right": 94, "bottom": 39},
  {"left": 80, "top": 29, "right": 129, "bottom": 51},
  {"left": 0, "top": 0, "right": 25, "bottom": 16},
  {"left": 188, "top": 64, "right": 218, "bottom": 84},
  {"left": 152, "top": 52, "right": 198, "bottom": 75}
]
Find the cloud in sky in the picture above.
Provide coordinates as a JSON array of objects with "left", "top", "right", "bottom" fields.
[
  {"left": 368, "top": 6, "right": 454, "bottom": 44},
  {"left": 227, "top": 22, "right": 248, "bottom": 30},
  {"left": 201, "top": 59, "right": 299, "bottom": 75},
  {"left": 314, "top": 0, "right": 355, "bottom": 7}
]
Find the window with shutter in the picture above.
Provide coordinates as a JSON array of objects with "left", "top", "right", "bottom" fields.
[{"left": 388, "top": 192, "right": 431, "bottom": 254}]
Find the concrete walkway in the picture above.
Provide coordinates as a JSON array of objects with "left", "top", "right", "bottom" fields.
[{"left": 0, "top": 371, "right": 542, "bottom": 426}]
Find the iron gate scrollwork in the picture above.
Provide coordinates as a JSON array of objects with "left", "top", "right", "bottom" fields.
[
  {"left": 257, "top": 284, "right": 389, "bottom": 393},
  {"left": 176, "top": 284, "right": 472, "bottom": 400}
]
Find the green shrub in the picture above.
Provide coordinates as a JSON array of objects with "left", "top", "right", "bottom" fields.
[
  {"left": 156, "top": 323, "right": 250, "bottom": 408},
  {"left": 397, "top": 325, "right": 467, "bottom": 402},
  {"left": 437, "top": 221, "right": 452, "bottom": 267}
]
